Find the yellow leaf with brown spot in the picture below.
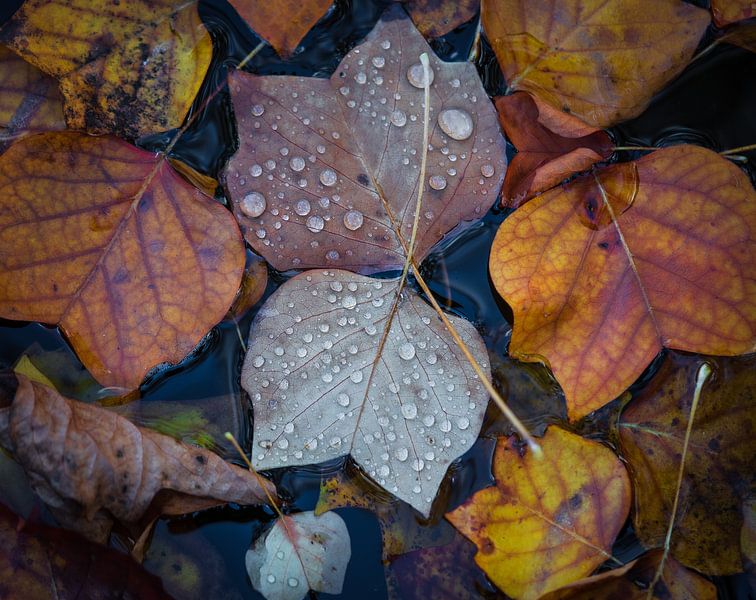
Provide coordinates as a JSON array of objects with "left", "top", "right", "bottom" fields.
[
  {"left": 0, "top": 132, "right": 245, "bottom": 391},
  {"left": 489, "top": 145, "right": 756, "bottom": 421},
  {"left": 0, "top": 0, "right": 212, "bottom": 138},
  {"left": 482, "top": 0, "right": 709, "bottom": 127},
  {"left": 446, "top": 426, "right": 631, "bottom": 599}
]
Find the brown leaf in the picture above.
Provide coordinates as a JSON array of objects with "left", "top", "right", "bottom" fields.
[
  {"left": 617, "top": 353, "right": 756, "bottom": 575},
  {"left": 0, "top": 372, "right": 275, "bottom": 546},
  {"left": 226, "top": 250, "right": 269, "bottom": 321},
  {"left": 712, "top": 0, "right": 754, "bottom": 27},
  {"left": 495, "top": 92, "right": 613, "bottom": 208},
  {"left": 720, "top": 21, "right": 756, "bottom": 52},
  {"left": 399, "top": 0, "right": 480, "bottom": 38},
  {"left": 0, "top": 132, "right": 245, "bottom": 390}
]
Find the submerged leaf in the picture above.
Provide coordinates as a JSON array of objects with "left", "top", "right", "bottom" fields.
[{"left": 243, "top": 269, "right": 490, "bottom": 517}]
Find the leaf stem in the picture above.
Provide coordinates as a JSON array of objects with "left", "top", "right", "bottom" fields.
[
  {"left": 719, "top": 143, "right": 756, "bottom": 155},
  {"left": 612, "top": 146, "right": 658, "bottom": 152}
]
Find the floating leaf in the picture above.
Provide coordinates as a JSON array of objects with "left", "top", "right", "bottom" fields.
[
  {"left": 617, "top": 353, "right": 756, "bottom": 575},
  {"left": 446, "top": 426, "right": 631, "bottom": 599},
  {"left": 225, "top": 6, "right": 506, "bottom": 273},
  {"left": 245, "top": 510, "right": 351, "bottom": 600},
  {"left": 712, "top": 0, "right": 754, "bottom": 26},
  {"left": 226, "top": 250, "right": 269, "bottom": 321},
  {"left": 0, "top": 372, "right": 275, "bottom": 545},
  {"left": 490, "top": 145, "right": 756, "bottom": 420},
  {"left": 495, "top": 92, "right": 613, "bottom": 208},
  {"left": 0, "top": 0, "right": 212, "bottom": 138},
  {"left": 401, "top": 0, "right": 480, "bottom": 38},
  {"left": 482, "top": 0, "right": 709, "bottom": 127},
  {"left": 0, "top": 132, "right": 245, "bottom": 390},
  {"left": 243, "top": 269, "right": 490, "bottom": 517}
]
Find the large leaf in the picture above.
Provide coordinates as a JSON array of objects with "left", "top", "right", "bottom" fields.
[
  {"left": 446, "top": 426, "right": 631, "bottom": 600},
  {"left": 243, "top": 269, "right": 490, "bottom": 517},
  {"left": 482, "top": 0, "right": 709, "bottom": 127},
  {"left": 225, "top": 5, "right": 506, "bottom": 273},
  {"left": 489, "top": 145, "right": 756, "bottom": 420},
  {"left": 0, "top": 0, "right": 212, "bottom": 138},
  {"left": 0, "top": 132, "right": 244, "bottom": 390}
]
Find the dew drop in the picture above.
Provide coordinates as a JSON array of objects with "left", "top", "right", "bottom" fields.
[
  {"left": 481, "top": 163, "right": 495, "bottom": 178},
  {"left": 398, "top": 342, "right": 416, "bottom": 360},
  {"left": 372, "top": 56, "right": 385, "bottom": 68},
  {"left": 350, "top": 370, "right": 363, "bottom": 383},
  {"left": 320, "top": 169, "right": 337, "bottom": 186},
  {"left": 426, "top": 352, "right": 437, "bottom": 365},
  {"left": 251, "top": 104, "right": 265, "bottom": 116},
  {"left": 412, "top": 458, "right": 425, "bottom": 472},
  {"left": 277, "top": 438, "right": 289, "bottom": 449},
  {"left": 250, "top": 164, "right": 263, "bottom": 177},
  {"left": 378, "top": 464, "right": 390, "bottom": 477},
  {"left": 294, "top": 198, "right": 311, "bottom": 216},
  {"left": 337, "top": 393, "right": 350, "bottom": 407},
  {"left": 437, "top": 108, "right": 474, "bottom": 141},
  {"left": 439, "top": 419, "right": 452, "bottom": 432},
  {"left": 306, "top": 215, "right": 325, "bottom": 233},
  {"left": 423, "top": 414, "right": 435, "bottom": 427},
  {"left": 457, "top": 416, "right": 470, "bottom": 430},
  {"left": 381, "top": 40, "right": 391, "bottom": 50},
  {"left": 407, "top": 62, "right": 435, "bottom": 88},
  {"left": 326, "top": 249, "right": 340, "bottom": 261},
  {"left": 290, "top": 156, "right": 306, "bottom": 172},
  {"left": 296, "top": 347, "right": 307, "bottom": 358},
  {"left": 287, "top": 578, "right": 299, "bottom": 588},
  {"left": 390, "top": 110, "right": 407, "bottom": 127},
  {"left": 429, "top": 175, "right": 447, "bottom": 190},
  {"left": 240, "top": 192, "right": 266, "bottom": 217},
  {"left": 343, "top": 210, "right": 364, "bottom": 231},
  {"left": 342, "top": 295, "right": 357, "bottom": 309},
  {"left": 355, "top": 71, "right": 367, "bottom": 84},
  {"left": 253, "top": 355, "right": 265, "bottom": 368},
  {"left": 395, "top": 447, "right": 408, "bottom": 461},
  {"left": 401, "top": 403, "right": 418, "bottom": 420},
  {"left": 316, "top": 144, "right": 326, "bottom": 154},
  {"left": 284, "top": 422, "right": 294, "bottom": 433},
  {"left": 266, "top": 574, "right": 276, "bottom": 584}
]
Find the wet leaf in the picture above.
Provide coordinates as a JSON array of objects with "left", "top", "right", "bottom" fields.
[
  {"left": 712, "top": 0, "right": 754, "bottom": 26},
  {"left": 539, "top": 549, "right": 716, "bottom": 600},
  {"left": 495, "top": 92, "right": 613, "bottom": 208},
  {"left": 245, "top": 510, "right": 351, "bottom": 600},
  {"left": 446, "top": 426, "right": 631, "bottom": 599},
  {"left": 226, "top": 250, "right": 269, "bottom": 321},
  {"left": 225, "top": 6, "right": 506, "bottom": 273},
  {"left": 617, "top": 353, "right": 756, "bottom": 575},
  {"left": 0, "top": 0, "right": 212, "bottom": 138},
  {"left": 400, "top": 0, "right": 480, "bottom": 38},
  {"left": 720, "top": 21, "right": 756, "bottom": 52},
  {"left": 0, "top": 132, "right": 245, "bottom": 391},
  {"left": 482, "top": 0, "right": 709, "bottom": 127},
  {"left": 243, "top": 269, "right": 490, "bottom": 517},
  {"left": 0, "top": 372, "right": 275, "bottom": 545},
  {"left": 490, "top": 145, "right": 756, "bottom": 421}
]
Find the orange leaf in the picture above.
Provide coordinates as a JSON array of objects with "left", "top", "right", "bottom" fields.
[
  {"left": 446, "top": 426, "right": 631, "bottom": 599},
  {"left": 496, "top": 92, "right": 613, "bottom": 208},
  {"left": 400, "top": 0, "right": 480, "bottom": 38},
  {"left": 712, "top": 0, "right": 754, "bottom": 26},
  {"left": 0, "top": 132, "right": 245, "bottom": 390},
  {"left": 482, "top": 0, "right": 710, "bottom": 127},
  {"left": 490, "top": 145, "right": 756, "bottom": 420}
]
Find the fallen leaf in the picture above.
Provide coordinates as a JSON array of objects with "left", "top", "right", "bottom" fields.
[
  {"left": 399, "top": 0, "right": 480, "bottom": 38},
  {"left": 0, "top": 132, "right": 245, "bottom": 390},
  {"left": 482, "top": 0, "right": 710, "bottom": 127},
  {"left": 489, "top": 145, "right": 756, "bottom": 420},
  {"left": 617, "top": 352, "right": 756, "bottom": 575},
  {"left": 245, "top": 510, "right": 351, "bottom": 600},
  {"left": 0, "top": 372, "right": 275, "bottom": 545},
  {"left": 226, "top": 250, "right": 269, "bottom": 321},
  {"left": 243, "top": 269, "right": 490, "bottom": 517},
  {"left": 0, "top": 0, "right": 212, "bottom": 138},
  {"left": 446, "top": 426, "right": 631, "bottom": 600},
  {"left": 225, "top": 5, "right": 506, "bottom": 273},
  {"left": 539, "top": 549, "right": 716, "bottom": 599},
  {"left": 712, "top": 0, "right": 754, "bottom": 26},
  {"left": 720, "top": 21, "right": 756, "bottom": 52},
  {"left": 495, "top": 92, "right": 613, "bottom": 208}
]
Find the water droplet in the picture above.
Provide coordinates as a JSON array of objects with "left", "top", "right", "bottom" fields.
[
  {"left": 277, "top": 438, "right": 289, "bottom": 449},
  {"left": 350, "top": 370, "right": 363, "bottom": 383},
  {"left": 294, "top": 198, "right": 311, "bottom": 216},
  {"left": 250, "top": 164, "right": 262, "bottom": 177},
  {"left": 266, "top": 574, "right": 276, "bottom": 584},
  {"left": 407, "top": 62, "right": 435, "bottom": 88},
  {"left": 398, "top": 342, "right": 416, "bottom": 360},
  {"left": 390, "top": 110, "right": 407, "bottom": 127},
  {"left": 252, "top": 104, "right": 265, "bottom": 116},
  {"left": 401, "top": 403, "right": 418, "bottom": 420},
  {"left": 423, "top": 414, "right": 435, "bottom": 427},
  {"left": 412, "top": 458, "right": 425, "bottom": 471},
  {"left": 337, "top": 393, "right": 350, "bottom": 407},
  {"left": 284, "top": 422, "right": 294, "bottom": 433},
  {"left": 343, "top": 210, "right": 364, "bottom": 230},
  {"left": 381, "top": 40, "right": 391, "bottom": 50},
  {"left": 437, "top": 108, "right": 474, "bottom": 141},
  {"left": 240, "top": 192, "right": 266, "bottom": 217},
  {"left": 320, "top": 169, "right": 337, "bottom": 186},
  {"left": 330, "top": 281, "right": 343, "bottom": 292},
  {"left": 342, "top": 295, "right": 357, "bottom": 309},
  {"left": 378, "top": 464, "right": 390, "bottom": 477},
  {"left": 276, "top": 551, "right": 285, "bottom": 560},
  {"left": 290, "top": 156, "right": 305, "bottom": 172},
  {"left": 457, "top": 416, "right": 470, "bottom": 430},
  {"left": 330, "top": 436, "right": 342, "bottom": 448},
  {"left": 305, "top": 438, "right": 318, "bottom": 450},
  {"left": 296, "top": 347, "right": 307, "bottom": 358},
  {"left": 287, "top": 578, "right": 299, "bottom": 588},
  {"left": 426, "top": 353, "right": 437, "bottom": 365},
  {"left": 316, "top": 144, "right": 326, "bottom": 154},
  {"left": 306, "top": 215, "right": 325, "bottom": 233},
  {"left": 355, "top": 71, "right": 367, "bottom": 84},
  {"left": 395, "top": 447, "right": 408, "bottom": 461},
  {"left": 439, "top": 419, "right": 452, "bottom": 432},
  {"left": 326, "top": 249, "right": 340, "bottom": 261},
  {"left": 429, "top": 175, "right": 447, "bottom": 190},
  {"left": 481, "top": 164, "right": 495, "bottom": 178}
]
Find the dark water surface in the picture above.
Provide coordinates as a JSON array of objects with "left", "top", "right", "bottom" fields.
[{"left": 0, "top": 1, "right": 753, "bottom": 598}]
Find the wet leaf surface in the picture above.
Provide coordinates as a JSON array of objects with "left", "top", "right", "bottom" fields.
[
  {"left": 446, "top": 426, "right": 631, "bottom": 600},
  {"left": 482, "top": 0, "right": 710, "bottom": 127},
  {"left": 490, "top": 145, "right": 756, "bottom": 420},
  {"left": 400, "top": 0, "right": 480, "bottom": 38},
  {"left": 712, "top": 0, "right": 755, "bottom": 26},
  {"left": 0, "top": 0, "right": 212, "bottom": 138},
  {"left": 225, "top": 6, "right": 506, "bottom": 273},
  {"left": 617, "top": 352, "right": 756, "bottom": 575},
  {"left": 226, "top": 250, "right": 269, "bottom": 322},
  {"left": 0, "top": 132, "right": 245, "bottom": 390}
]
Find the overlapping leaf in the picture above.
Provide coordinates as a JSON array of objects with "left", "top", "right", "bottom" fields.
[
  {"left": 243, "top": 269, "right": 490, "bottom": 517},
  {"left": 490, "top": 145, "right": 756, "bottom": 420},
  {"left": 712, "top": 0, "right": 754, "bottom": 26},
  {"left": 402, "top": 0, "right": 480, "bottom": 38},
  {"left": 0, "top": 132, "right": 245, "bottom": 390},
  {"left": 225, "top": 6, "right": 506, "bottom": 273},
  {"left": 446, "top": 426, "right": 631, "bottom": 600}
]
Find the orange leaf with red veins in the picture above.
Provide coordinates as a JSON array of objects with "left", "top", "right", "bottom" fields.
[
  {"left": 400, "top": 0, "right": 480, "bottom": 38},
  {"left": 446, "top": 426, "right": 631, "bottom": 600},
  {"left": 482, "top": 0, "right": 709, "bottom": 128},
  {"left": 0, "top": 132, "right": 245, "bottom": 391},
  {"left": 712, "top": 0, "right": 755, "bottom": 26},
  {"left": 490, "top": 145, "right": 756, "bottom": 421},
  {"left": 495, "top": 92, "right": 613, "bottom": 208}
]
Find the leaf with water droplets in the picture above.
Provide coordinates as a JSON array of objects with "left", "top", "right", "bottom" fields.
[
  {"left": 243, "top": 269, "right": 490, "bottom": 517},
  {"left": 246, "top": 510, "right": 351, "bottom": 600},
  {"left": 225, "top": 5, "right": 506, "bottom": 273}
]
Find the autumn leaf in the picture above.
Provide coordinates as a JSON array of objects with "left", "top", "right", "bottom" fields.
[
  {"left": 495, "top": 92, "right": 613, "bottom": 208},
  {"left": 226, "top": 250, "right": 269, "bottom": 321},
  {"left": 482, "top": 0, "right": 710, "bottom": 127},
  {"left": 0, "top": 0, "right": 212, "bottom": 138},
  {"left": 400, "top": 0, "right": 480, "bottom": 38},
  {"left": 617, "top": 353, "right": 756, "bottom": 575},
  {"left": 490, "top": 145, "right": 756, "bottom": 421},
  {"left": 0, "top": 132, "right": 245, "bottom": 390},
  {"left": 712, "top": 0, "right": 754, "bottom": 26},
  {"left": 446, "top": 426, "right": 631, "bottom": 600},
  {"left": 225, "top": 5, "right": 506, "bottom": 273},
  {"left": 0, "top": 372, "right": 275, "bottom": 546}
]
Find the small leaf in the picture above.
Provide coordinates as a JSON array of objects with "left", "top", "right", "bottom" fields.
[
  {"left": 401, "top": 0, "right": 480, "bottom": 38},
  {"left": 712, "top": 0, "right": 754, "bottom": 26},
  {"left": 245, "top": 510, "right": 351, "bottom": 600},
  {"left": 446, "top": 426, "right": 631, "bottom": 600}
]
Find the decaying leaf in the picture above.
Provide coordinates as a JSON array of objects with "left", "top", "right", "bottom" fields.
[
  {"left": 0, "top": 0, "right": 212, "bottom": 138},
  {"left": 243, "top": 269, "right": 490, "bottom": 517},
  {"left": 617, "top": 353, "right": 756, "bottom": 575},
  {"left": 0, "top": 132, "right": 245, "bottom": 390},
  {"left": 712, "top": 0, "right": 754, "bottom": 26},
  {"left": 495, "top": 92, "right": 613, "bottom": 208},
  {"left": 226, "top": 250, "right": 269, "bottom": 321},
  {"left": 490, "top": 145, "right": 756, "bottom": 420},
  {"left": 482, "top": 0, "right": 710, "bottom": 127},
  {"left": 0, "top": 372, "right": 275, "bottom": 545},
  {"left": 225, "top": 6, "right": 506, "bottom": 273},
  {"left": 446, "top": 426, "right": 631, "bottom": 599},
  {"left": 400, "top": 0, "right": 480, "bottom": 38},
  {"left": 246, "top": 510, "right": 351, "bottom": 600}
]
